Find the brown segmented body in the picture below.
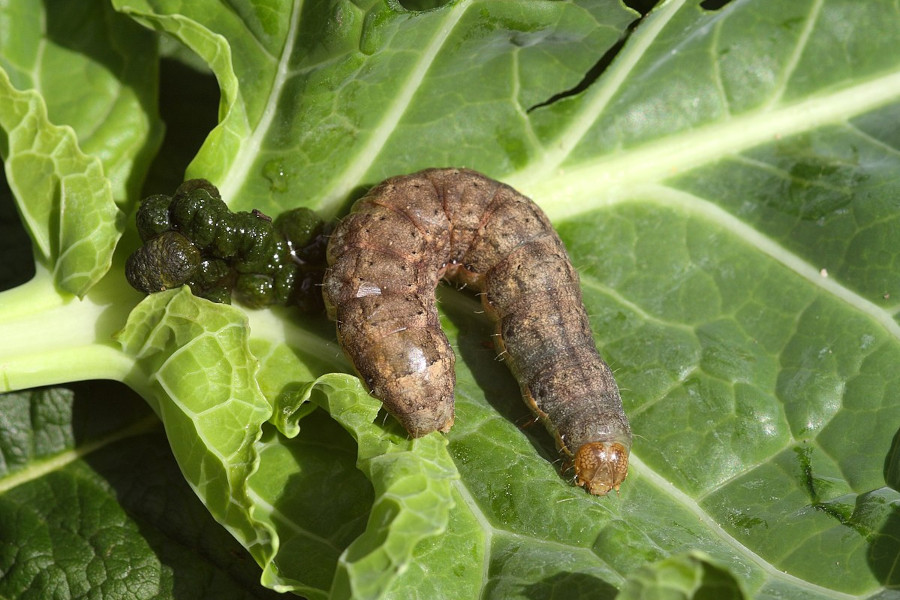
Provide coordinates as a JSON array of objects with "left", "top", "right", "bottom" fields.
[{"left": 323, "top": 168, "right": 632, "bottom": 495}]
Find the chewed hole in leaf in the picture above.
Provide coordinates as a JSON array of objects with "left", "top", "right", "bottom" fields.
[
  {"left": 527, "top": 7, "right": 649, "bottom": 113},
  {"left": 700, "top": 0, "right": 734, "bottom": 10},
  {"left": 622, "top": 0, "right": 663, "bottom": 15},
  {"left": 395, "top": 0, "right": 453, "bottom": 11}
]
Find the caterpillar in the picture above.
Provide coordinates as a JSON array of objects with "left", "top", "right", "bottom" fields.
[{"left": 323, "top": 168, "right": 632, "bottom": 495}]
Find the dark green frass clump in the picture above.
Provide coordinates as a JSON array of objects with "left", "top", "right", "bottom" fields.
[{"left": 126, "top": 179, "right": 328, "bottom": 311}]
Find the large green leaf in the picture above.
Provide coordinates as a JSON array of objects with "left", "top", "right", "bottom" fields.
[
  {"left": 1, "top": 0, "right": 900, "bottom": 598},
  {"left": 112, "top": 0, "right": 635, "bottom": 216}
]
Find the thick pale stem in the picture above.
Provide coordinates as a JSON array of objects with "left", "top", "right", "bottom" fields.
[{"left": 0, "top": 264, "right": 140, "bottom": 392}]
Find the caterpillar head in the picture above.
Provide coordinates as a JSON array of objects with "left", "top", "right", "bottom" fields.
[{"left": 573, "top": 441, "right": 629, "bottom": 496}]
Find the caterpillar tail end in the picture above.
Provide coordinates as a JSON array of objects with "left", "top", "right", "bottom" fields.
[{"left": 573, "top": 441, "right": 629, "bottom": 496}]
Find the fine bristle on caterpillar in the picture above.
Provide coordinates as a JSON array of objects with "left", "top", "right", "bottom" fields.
[{"left": 323, "top": 168, "right": 632, "bottom": 495}]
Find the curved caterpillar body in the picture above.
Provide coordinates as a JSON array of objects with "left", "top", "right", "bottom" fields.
[{"left": 323, "top": 168, "right": 632, "bottom": 495}]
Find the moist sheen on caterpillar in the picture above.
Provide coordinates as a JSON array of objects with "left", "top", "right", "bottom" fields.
[{"left": 323, "top": 168, "right": 632, "bottom": 495}]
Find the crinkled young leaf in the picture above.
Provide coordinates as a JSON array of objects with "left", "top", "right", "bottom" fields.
[
  {"left": 257, "top": 372, "right": 459, "bottom": 600},
  {"left": 247, "top": 307, "right": 344, "bottom": 426},
  {"left": 310, "top": 375, "right": 458, "bottom": 600},
  {"left": 0, "top": 0, "right": 162, "bottom": 296},
  {"left": 0, "top": 69, "right": 121, "bottom": 296},
  {"left": 244, "top": 310, "right": 482, "bottom": 599},
  {"left": 0, "top": 0, "right": 162, "bottom": 202},
  {"left": 248, "top": 415, "right": 374, "bottom": 600},
  {"left": 116, "top": 288, "right": 276, "bottom": 564}
]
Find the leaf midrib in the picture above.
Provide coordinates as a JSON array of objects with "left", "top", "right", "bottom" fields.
[
  {"left": 315, "top": 0, "right": 470, "bottom": 217},
  {"left": 513, "top": 69, "right": 900, "bottom": 212},
  {"left": 218, "top": 0, "right": 304, "bottom": 202}
]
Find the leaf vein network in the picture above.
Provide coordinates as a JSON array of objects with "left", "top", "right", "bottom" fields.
[
  {"left": 133, "top": 303, "right": 179, "bottom": 360},
  {"left": 509, "top": 49, "right": 543, "bottom": 154},
  {"left": 762, "top": 0, "right": 824, "bottom": 110},
  {"left": 246, "top": 487, "right": 344, "bottom": 553},
  {"left": 628, "top": 452, "right": 862, "bottom": 600},
  {"left": 634, "top": 186, "right": 900, "bottom": 343},
  {"left": 578, "top": 275, "right": 697, "bottom": 335},
  {"left": 708, "top": 13, "right": 731, "bottom": 118},
  {"left": 0, "top": 415, "right": 160, "bottom": 495},
  {"left": 845, "top": 120, "right": 900, "bottom": 158},
  {"left": 729, "top": 153, "right": 857, "bottom": 195},
  {"left": 518, "top": 70, "right": 900, "bottom": 216},
  {"left": 451, "top": 479, "right": 626, "bottom": 586}
]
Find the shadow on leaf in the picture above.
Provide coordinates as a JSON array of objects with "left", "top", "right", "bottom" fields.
[
  {"left": 72, "top": 381, "right": 283, "bottom": 600},
  {"left": 882, "top": 427, "right": 900, "bottom": 492},
  {"left": 868, "top": 503, "right": 900, "bottom": 586},
  {"left": 439, "top": 286, "right": 561, "bottom": 466},
  {"left": 521, "top": 570, "right": 618, "bottom": 600},
  {"left": 869, "top": 432, "right": 900, "bottom": 586},
  {"left": 259, "top": 413, "right": 374, "bottom": 593},
  {"left": 617, "top": 551, "right": 746, "bottom": 600}
]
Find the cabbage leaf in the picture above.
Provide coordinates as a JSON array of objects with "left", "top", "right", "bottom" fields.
[{"left": 2, "top": 0, "right": 900, "bottom": 599}]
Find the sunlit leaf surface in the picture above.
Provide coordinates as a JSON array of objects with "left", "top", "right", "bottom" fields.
[{"left": 2, "top": 0, "right": 900, "bottom": 598}]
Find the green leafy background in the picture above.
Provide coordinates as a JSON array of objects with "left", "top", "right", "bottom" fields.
[{"left": 2, "top": 0, "right": 900, "bottom": 598}]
